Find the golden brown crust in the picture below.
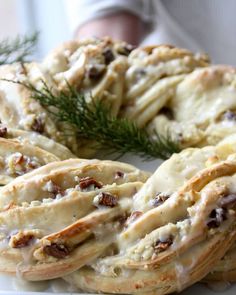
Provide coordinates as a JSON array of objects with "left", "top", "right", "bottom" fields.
[
  {"left": 6, "top": 128, "right": 75, "bottom": 160},
  {"left": 149, "top": 65, "right": 236, "bottom": 147},
  {"left": 0, "top": 38, "right": 132, "bottom": 157},
  {"left": 64, "top": 158, "right": 236, "bottom": 294},
  {"left": 42, "top": 37, "right": 129, "bottom": 116},
  {"left": 0, "top": 158, "right": 149, "bottom": 281},
  {"left": 204, "top": 243, "right": 236, "bottom": 282},
  {"left": 64, "top": 230, "right": 236, "bottom": 294},
  {"left": 1, "top": 39, "right": 233, "bottom": 154},
  {"left": 1, "top": 38, "right": 236, "bottom": 292},
  {"left": 120, "top": 44, "right": 210, "bottom": 128},
  {"left": 0, "top": 137, "right": 59, "bottom": 185}
]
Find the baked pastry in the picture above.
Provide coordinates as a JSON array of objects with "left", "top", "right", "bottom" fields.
[
  {"left": 0, "top": 62, "right": 75, "bottom": 150},
  {"left": 0, "top": 121, "right": 74, "bottom": 185},
  {"left": 41, "top": 38, "right": 131, "bottom": 157},
  {"left": 0, "top": 38, "right": 131, "bottom": 157},
  {"left": 1, "top": 38, "right": 236, "bottom": 156},
  {"left": 205, "top": 243, "right": 236, "bottom": 282},
  {"left": 0, "top": 137, "right": 59, "bottom": 185},
  {"left": 0, "top": 159, "right": 150, "bottom": 281},
  {"left": 133, "top": 134, "right": 236, "bottom": 284},
  {"left": 121, "top": 44, "right": 210, "bottom": 127},
  {"left": 63, "top": 136, "right": 236, "bottom": 294},
  {"left": 42, "top": 37, "right": 129, "bottom": 116},
  {"left": 132, "top": 134, "right": 236, "bottom": 284},
  {"left": 1, "top": 37, "right": 236, "bottom": 293},
  {"left": 0, "top": 62, "right": 98, "bottom": 158},
  {"left": 5, "top": 127, "right": 75, "bottom": 160},
  {"left": 0, "top": 132, "right": 236, "bottom": 292},
  {"left": 148, "top": 65, "right": 236, "bottom": 148}
]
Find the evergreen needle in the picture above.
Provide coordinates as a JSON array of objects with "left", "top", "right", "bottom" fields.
[
  {"left": 0, "top": 32, "right": 39, "bottom": 65},
  {"left": 9, "top": 80, "right": 180, "bottom": 160}
]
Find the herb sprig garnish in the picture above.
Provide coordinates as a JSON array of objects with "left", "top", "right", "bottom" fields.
[
  {"left": 8, "top": 80, "right": 180, "bottom": 160},
  {"left": 0, "top": 32, "right": 38, "bottom": 65}
]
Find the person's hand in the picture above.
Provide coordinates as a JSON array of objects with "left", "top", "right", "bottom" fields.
[{"left": 75, "top": 11, "right": 146, "bottom": 45}]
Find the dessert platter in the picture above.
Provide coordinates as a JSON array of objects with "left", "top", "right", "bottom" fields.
[{"left": 0, "top": 37, "right": 236, "bottom": 294}]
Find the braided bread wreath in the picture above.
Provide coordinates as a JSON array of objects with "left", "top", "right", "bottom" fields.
[
  {"left": 0, "top": 38, "right": 129, "bottom": 158},
  {"left": 63, "top": 136, "right": 236, "bottom": 294},
  {"left": 0, "top": 159, "right": 150, "bottom": 280},
  {"left": 1, "top": 38, "right": 236, "bottom": 153},
  {"left": 1, "top": 133, "right": 236, "bottom": 294},
  {"left": 1, "top": 37, "right": 236, "bottom": 294}
]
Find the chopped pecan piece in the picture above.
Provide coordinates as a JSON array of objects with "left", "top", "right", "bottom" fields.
[
  {"left": 117, "top": 44, "right": 136, "bottom": 56},
  {"left": 103, "top": 48, "right": 115, "bottom": 64},
  {"left": 79, "top": 177, "right": 103, "bottom": 190},
  {"left": 93, "top": 192, "right": 118, "bottom": 208},
  {"left": 51, "top": 184, "right": 64, "bottom": 197},
  {"left": 0, "top": 126, "right": 7, "bottom": 137},
  {"left": 207, "top": 208, "right": 227, "bottom": 228},
  {"left": 45, "top": 180, "right": 65, "bottom": 197},
  {"left": 3, "top": 202, "right": 16, "bottom": 211},
  {"left": 43, "top": 243, "right": 70, "bottom": 259},
  {"left": 7, "top": 153, "right": 40, "bottom": 176},
  {"left": 10, "top": 233, "right": 35, "bottom": 248},
  {"left": 152, "top": 192, "right": 170, "bottom": 207},
  {"left": 88, "top": 66, "right": 105, "bottom": 80},
  {"left": 115, "top": 171, "right": 124, "bottom": 179},
  {"left": 124, "top": 211, "right": 143, "bottom": 227},
  {"left": 153, "top": 237, "right": 173, "bottom": 254},
  {"left": 13, "top": 153, "right": 24, "bottom": 165},
  {"left": 27, "top": 159, "right": 39, "bottom": 170},
  {"left": 32, "top": 117, "right": 45, "bottom": 133},
  {"left": 115, "top": 213, "right": 129, "bottom": 226}
]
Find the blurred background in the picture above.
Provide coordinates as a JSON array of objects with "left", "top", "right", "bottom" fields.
[
  {"left": 0, "top": 0, "right": 70, "bottom": 59},
  {"left": 0, "top": 0, "right": 235, "bottom": 65}
]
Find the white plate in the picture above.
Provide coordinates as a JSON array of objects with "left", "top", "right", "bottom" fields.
[{"left": 0, "top": 154, "right": 235, "bottom": 294}]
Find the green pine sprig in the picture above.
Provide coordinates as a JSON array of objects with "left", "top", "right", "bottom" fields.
[
  {"left": 0, "top": 32, "right": 39, "bottom": 65},
  {"left": 7, "top": 80, "right": 180, "bottom": 160}
]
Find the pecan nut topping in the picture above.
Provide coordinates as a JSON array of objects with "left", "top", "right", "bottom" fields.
[
  {"left": 32, "top": 117, "right": 45, "bottom": 134},
  {"left": 88, "top": 66, "right": 106, "bottom": 80},
  {"left": 114, "top": 171, "right": 125, "bottom": 179},
  {"left": 207, "top": 208, "right": 227, "bottom": 228},
  {"left": 11, "top": 234, "right": 35, "bottom": 248},
  {"left": 93, "top": 192, "right": 118, "bottom": 208},
  {"left": 43, "top": 243, "right": 70, "bottom": 259},
  {"left": 0, "top": 126, "right": 7, "bottom": 138},
  {"left": 13, "top": 153, "right": 24, "bottom": 165},
  {"left": 46, "top": 181, "right": 65, "bottom": 198},
  {"left": 124, "top": 211, "right": 143, "bottom": 228},
  {"left": 117, "top": 44, "right": 136, "bottom": 56},
  {"left": 79, "top": 177, "right": 103, "bottom": 190},
  {"left": 153, "top": 237, "right": 173, "bottom": 254},
  {"left": 152, "top": 192, "right": 170, "bottom": 207},
  {"left": 102, "top": 48, "right": 115, "bottom": 65}
]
